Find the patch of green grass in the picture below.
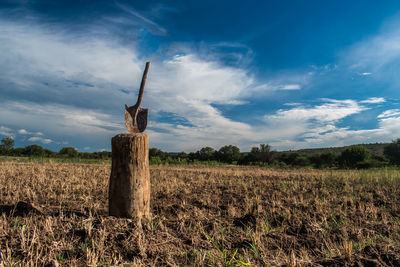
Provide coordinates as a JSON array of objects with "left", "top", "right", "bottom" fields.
[
  {"left": 146, "top": 216, "right": 160, "bottom": 233},
  {"left": 202, "top": 224, "right": 250, "bottom": 267}
]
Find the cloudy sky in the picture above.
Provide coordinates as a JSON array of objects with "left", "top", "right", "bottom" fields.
[{"left": 1, "top": 0, "right": 400, "bottom": 152}]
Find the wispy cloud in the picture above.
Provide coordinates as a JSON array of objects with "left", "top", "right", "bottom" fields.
[
  {"left": 280, "top": 84, "right": 301, "bottom": 90},
  {"left": 261, "top": 99, "right": 400, "bottom": 150},
  {"left": 115, "top": 2, "right": 167, "bottom": 35},
  {"left": 27, "top": 136, "right": 53, "bottom": 144},
  {"left": 345, "top": 17, "right": 400, "bottom": 74},
  {"left": 266, "top": 99, "right": 366, "bottom": 123},
  {"left": 0, "top": 101, "right": 123, "bottom": 135},
  {"left": 0, "top": 126, "right": 14, "bottom": 138},
  {"left": 377, "top": 109, "right": 400, "bottom": 118},
  {"left": 17, "top": 129, "right": 28, "bottom": 135},
  {"left": 360, "top": 97, "right": 386, "bottom": 104},
  {"left": 18, "top": 129, "right": 44, "bottom": 136}
]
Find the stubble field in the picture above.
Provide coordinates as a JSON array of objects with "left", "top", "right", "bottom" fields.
[{"left": 0, "top": 161, "right": 400, "bottom": 266}]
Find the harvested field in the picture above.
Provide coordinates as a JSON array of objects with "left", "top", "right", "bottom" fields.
[{"left": 0, "top": 162, "right": 400, "bottom": 266}]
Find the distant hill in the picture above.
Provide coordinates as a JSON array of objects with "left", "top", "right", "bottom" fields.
[{"left": 285, "top": 142, "right": 389, "bottom": 156}]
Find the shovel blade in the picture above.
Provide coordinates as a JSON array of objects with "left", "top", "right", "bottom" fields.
[{"left": 125, "top": 108, "right": 148, "bottom": 133}]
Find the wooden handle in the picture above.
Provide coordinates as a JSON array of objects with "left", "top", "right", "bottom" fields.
[{"left": 135, "top": 61, "right": 150, "bottom": 108}]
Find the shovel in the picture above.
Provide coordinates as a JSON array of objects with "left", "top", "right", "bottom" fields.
[{"left": 125, "top": 61, "right": 150, "bottom": 133}]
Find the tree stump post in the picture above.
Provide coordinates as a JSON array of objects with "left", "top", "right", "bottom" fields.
[{"left": 109, "top": 133, "right": 150, "bottom": 220}]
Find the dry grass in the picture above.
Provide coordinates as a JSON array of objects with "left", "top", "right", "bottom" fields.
[{"left": 0, "top": 162, "right": 400, "bottom": 266}]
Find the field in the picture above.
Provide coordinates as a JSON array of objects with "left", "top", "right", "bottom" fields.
[{"left": 0, "top": 162, "right": 400, "bottom": 266}]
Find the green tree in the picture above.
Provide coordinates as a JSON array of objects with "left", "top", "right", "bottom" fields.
[
  {"left": 384, "top": 138, "right": 400, "bottom": 165},
  {"left": 339, "top": 146, "right": 371, "bottom": 168},
  {"left": 248, "top": 144, "right": 274, "bottom": 164},
  {"left": 310, "top": 151, "right": 338, "bottom": 168},
  {"left": 0, "top": 137, "right": 14, "bottom": 155},
  {"left": 92, "top": 151, "right": 111, "bottom": 159},
  {"left": 24, "top": 145, "right": 45, "bottom": 156},
  {"left": 59, "top": 147, "right": 79, "bottom": 158},
  {"left": 216, "top": 145, "right": 241, "bottom": 163},
  {"left": 149, "top": 148, "right": 168, "bottom": 160},
  {"left": 1, "top": 137, "right": 14, "bottom": 150},
  {"left": 196, "top": 147, "right": 215, "bottom": 161},
  {"left": 293, "top": 154, "right": 310, "bottom": 167},
  {"left": 177, "top": 151, "right": 188, "bottom": 161},
  {"left": 44, "top": 149, "right": 56, "bottom": 157},
  {"left": 277, "top": 152, "right": 300, "bottom": 166},
  {"left": 188, "top": 152, "right": 196, "bottom": 162},
  {"left": 12, "top": 147, "right": 24, "bottom": 156}
]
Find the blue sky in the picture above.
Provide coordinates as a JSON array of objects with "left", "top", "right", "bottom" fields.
[{"left": 1, "top": 0, "right": 400, "bottom": 152}]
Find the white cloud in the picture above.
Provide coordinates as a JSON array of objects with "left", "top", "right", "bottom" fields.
[
  {"left": 149, "top": 54, "right": 254, "bottom": 104},
  {"left": 0, "top": 20, "right": 142, "bottom": 91},
  {"left": 115, "top": 2, "right": 167, "bottom": 36},
  {"left": 379, "top": 116, "right": 400, "bottom": 132},
  {"left": 0, "top": 101, "right": 123, "bottom": 137},
  {"left": 280, "top": 84, "right": 301, "bottom": 90},
  {"left": 27, "top": 136, "right": 53, "bottom": 144},
  {"left": 360, "top": 97, "right": 386, "bottom": 104},
  {"left": 18, "top": 129, "right": 28, "bottom": 134},
  {"left": 261, "top": 101, "right": 400, "bottom": 150},
  {"left": 0, "top": 126, "right": 14, "bottom": 138},
  {"left": 17, "top": 129, "right": 45, "bottom": 135},
  {"left": 260, "top": 99, "right": 366, "bottom": 148},
  {"left": 266, "top": 99, "right": 366, "bottom": 123},
  {"left": 345, "top": 17, "right": 400, "bottom": 73},
  {"left": 378, "top": 109, "right": 400, "bottom": 118}
]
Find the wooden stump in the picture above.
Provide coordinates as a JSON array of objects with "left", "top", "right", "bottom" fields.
[{"left": 109, "top": 133, "right": 150, "bottom": 219}]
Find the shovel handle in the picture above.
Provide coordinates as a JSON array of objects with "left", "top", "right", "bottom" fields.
[{"left": 135, "top": 61, "right": 151, "bottom": 108}]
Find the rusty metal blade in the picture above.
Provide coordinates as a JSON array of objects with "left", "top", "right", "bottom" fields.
[
  {"left": 125, "top": 108, "right": 148, "bottom": 133},
  {"left": 125, "top": 62, "right": 150, "bottom": 133}
]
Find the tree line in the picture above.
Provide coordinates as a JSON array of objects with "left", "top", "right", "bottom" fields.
[
  {"left": 0, "top": 137, "right": 111, "bottom": 159},
  {"left": 1, "top": 136, "right": 400, "bottom": 168},
  {"left": 149, "top": 140, "right": 400, "bottom": 169}
]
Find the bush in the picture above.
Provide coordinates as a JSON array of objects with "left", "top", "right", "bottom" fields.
[
  {"left": 339, "top": 146, "right": 371, "bottom": 168},
  {"left": 277, "top": 152, "right": 300, "bottom": 166},
  {"left": 23, "top": 145, "right": 45, "bottom": 157},
  {"left": 249, "top": 144, "right": 272, "bottom": 162},
  {"left": 195, "top": 147, "right": 215, "bottom": 161},
  {"left": 356, "top": 159, "right": 387, "bottom": 169},
  {"left": 149, "top": 148, "right": 169, "bottom": 160},
  {"left": 59, "top": 147, "right": 79, "bottom": 158},
  {"left": 310, "top": 152, "right": 338, "bottom": 168},
  {"left": 384, "top": 139, "right": 400, "bottom": 165},
  {"left": 0, "top": 137, "right": 14, "bottom": 154},
  {"left": 293, "top": 155, "right": 310, "bottom": 167},
  {"left": 215, "top": 145, "right": 241, "bottom": 164}
]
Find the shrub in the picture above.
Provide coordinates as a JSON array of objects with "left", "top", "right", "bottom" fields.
[
  {"left": 23, "top": 145, "right": 45, "bottom": 156},
  {"left": 195, "top": 147, "right": 215, "bottom": 161},
  {"left": 0, "top": 137, "right": 14, "bottom": 154},
  {"left": 339, "top": 146, "right": 371, "bottom": 168},
  {"left": 215, "top": 145, "right": 241, "bottom": 164},
  {"left": 310, "top": 151, "right": 338, "bottom": 168},
  {"left": 59, "top": 147, "right": 79, "bottom": 158},
  {"left": 384, "top": 139, "right": 400, "bottom": 165}
]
